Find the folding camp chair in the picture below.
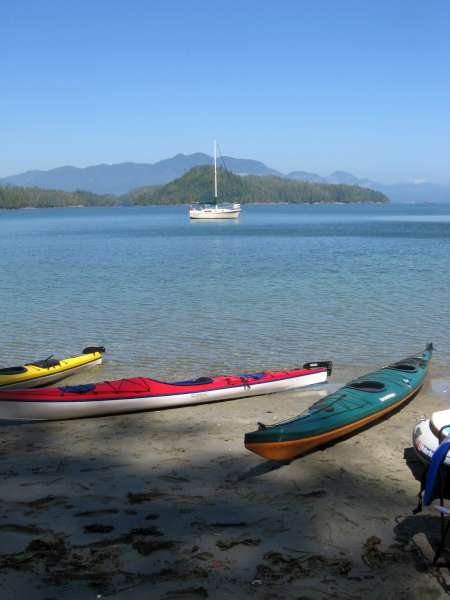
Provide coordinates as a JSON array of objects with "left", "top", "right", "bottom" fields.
[
  {"left": 431, "top": 504, "right": 450, "bottom": 565},
  {"left": 420, "top": 437, "right": 450, "bottom": 565}
]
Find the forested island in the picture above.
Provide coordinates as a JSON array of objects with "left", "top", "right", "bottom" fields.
[
  {"left": 0, "top": 186, "right": 116, "bottom": 209},
  {"left": 0, "top": 166, "right": 389, "bottom": 209},
  {"left": 129, "top": 166, "right": 388, "bottom": 205}
]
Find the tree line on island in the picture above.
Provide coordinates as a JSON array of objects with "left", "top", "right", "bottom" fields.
[
  {"left": 0, "top": 186, "right": 116, "bottom": 209},
  {"left": 0, "top": 166, "right": 389, "bottom": 209}
]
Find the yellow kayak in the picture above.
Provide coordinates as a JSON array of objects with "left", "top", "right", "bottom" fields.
[{"left": 0, "top": 346, "right": 105, "bottom": 390}]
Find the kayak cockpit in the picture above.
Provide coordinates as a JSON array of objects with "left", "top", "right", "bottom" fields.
[
  {"left": 60, "top": 384, "right": 96, "bottom": 394},
  {"left": 170, "top": 377, "right": 214, "bottom": 386},
  {"left": 0, "top": 366, "right": 27, "bottom": 375},
  {"left": 386, "top": 355, "right": 428, "bottom": 372},
  {"left": 346, "top": 380, "right": 386, "bottom": 392}
]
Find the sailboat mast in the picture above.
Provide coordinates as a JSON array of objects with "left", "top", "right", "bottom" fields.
[{"left": 214, "top": 139, "right": 218, "bottom": 200}]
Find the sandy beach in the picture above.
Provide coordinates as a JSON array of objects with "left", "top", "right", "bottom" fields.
[{"left": 1, "top": 370, "right": 450, "bottom": 600}]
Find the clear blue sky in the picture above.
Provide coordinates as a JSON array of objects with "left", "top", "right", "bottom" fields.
[{"left": 1, "top": 0, "right": 449, "bottom": 183}]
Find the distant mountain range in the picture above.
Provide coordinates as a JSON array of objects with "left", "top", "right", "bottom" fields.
[
  {"left": 0, "top": 154, "right": 278, "bottom": 196},
  {"left": 2, "top": 153, "right": 449, "bottom": 203},
  {"left": 287, "top": 170, "right": 450, "bottom": 204},
  {"left": 0, "top": 166, "right": 388, "bottom": 209}
]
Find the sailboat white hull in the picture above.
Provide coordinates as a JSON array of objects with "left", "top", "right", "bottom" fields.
[{"left": 189, "top": 208, "right": 240, "bottom": 219}]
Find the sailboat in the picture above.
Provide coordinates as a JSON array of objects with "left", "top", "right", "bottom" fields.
[{"left": 189, "top": 141, "right": 241, "bottom": 219}]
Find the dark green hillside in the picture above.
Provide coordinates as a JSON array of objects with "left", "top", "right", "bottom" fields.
[
  {"left": 128, "top": 166, "right": 389, "bottom": 205},
  {"left": 0, "top": 186, "right": 117, "bottom": 209},
  {"left": 128, "top": 167, "right": 249, "bottom": 205},
  {"left": 244, "top": 175, "right": 388, "bottom": 203}
]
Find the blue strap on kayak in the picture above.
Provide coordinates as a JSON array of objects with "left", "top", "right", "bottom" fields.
[{"left": 423, "top": 437, "right": 450, "bottom": 506}]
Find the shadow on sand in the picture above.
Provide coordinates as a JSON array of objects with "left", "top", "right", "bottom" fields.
[{"left": 0, "top": 399, "right": 447, "bottom": 599}]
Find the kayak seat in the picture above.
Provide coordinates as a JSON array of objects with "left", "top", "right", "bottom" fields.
[
  {"left": 347, "top": 380, "right": 386, "bottom": 392},
  {"left": 172, "top": 377, "right": 213, "bottom": 386},
  {"left": 60, "top": 384, "right": 96, "bottom": 394},
  {"left": 0, "top": 365, "right": 27, "bottom": 375},
  {"left": 30, "top": 358, "right": 60, "bottom": 369}
]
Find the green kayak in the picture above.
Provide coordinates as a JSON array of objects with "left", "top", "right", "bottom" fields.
[{"left": 245, "top": 344, "right": 433, "bottom": 461}]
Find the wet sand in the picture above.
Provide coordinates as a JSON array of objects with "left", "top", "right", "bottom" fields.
[{"left": 1, "top": 373, "right": 450, "bottom": 599}]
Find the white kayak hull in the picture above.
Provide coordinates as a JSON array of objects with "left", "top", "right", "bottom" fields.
[
  {"left": 0, "top": 369, "right": 327, "bottom": 421},
  {"left": 430, "top": 409, "right": 450, "bottom": 438},
  {"left": 413, "top": 418, "right": 450, "bottom": 466}
]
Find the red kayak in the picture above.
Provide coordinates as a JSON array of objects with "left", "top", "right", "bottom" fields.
[{"left": 0, "top": 361, "right": 332, "bottom": 421}]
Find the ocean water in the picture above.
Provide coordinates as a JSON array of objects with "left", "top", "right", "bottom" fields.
[{"left": 1, "top": 203, "right": 449, "bottom": 381}]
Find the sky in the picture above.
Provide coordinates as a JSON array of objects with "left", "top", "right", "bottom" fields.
[{"left": 1, "top": 0, "right": 449, "bottom": 183}]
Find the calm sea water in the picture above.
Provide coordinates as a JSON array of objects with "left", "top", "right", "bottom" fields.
[{"left": 1, "top": 203, "right": 449, "bottom": 381}]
